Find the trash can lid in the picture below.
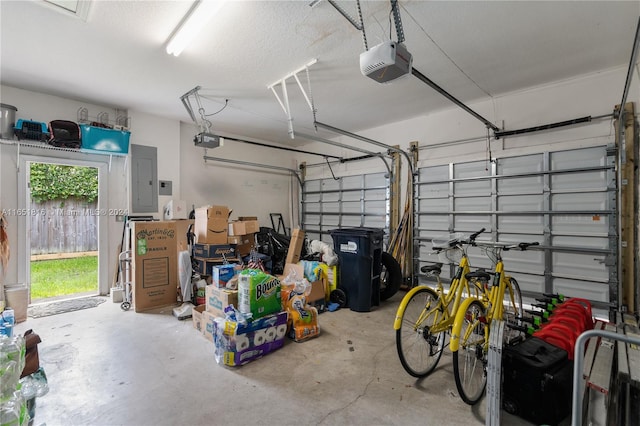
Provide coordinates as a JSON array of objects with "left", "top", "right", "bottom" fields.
[
  {"left": 0, "top": 104, "right": 18, "bottom": 111},
  {"left": 329, "top": 227, "right": 384, "bottom": 236}
]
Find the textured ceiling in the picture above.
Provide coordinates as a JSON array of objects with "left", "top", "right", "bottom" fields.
[{"left": 1, "top": 1, "right": 638, "bottom": 146}]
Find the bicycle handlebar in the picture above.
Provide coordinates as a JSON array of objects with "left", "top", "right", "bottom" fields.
[
  {"left": 432, "top": 228, "right": 485, "bottom": 250},
  {"left": 518, "top": 242, "right": 540, "bottom": 251},
  {"left": 469, "top": 228, "right": 486, "bottom": 243}
]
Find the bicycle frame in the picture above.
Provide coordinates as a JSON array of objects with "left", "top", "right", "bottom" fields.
[
  {"left": 393, "top": 255, "right": 478, "bottom": 333},
  {"left": 450, "top": 256, "right": 510, "bottom": 352}
]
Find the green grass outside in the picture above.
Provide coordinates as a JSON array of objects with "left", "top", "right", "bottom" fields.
[{"left": 30, "top": 256, "right": 98, "bottom": 299}]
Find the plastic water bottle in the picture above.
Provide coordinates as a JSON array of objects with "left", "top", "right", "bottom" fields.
[
  {"left": 2, "top": 308, "right": 15, "bottom": 326},
  {"left": 1, "top": 308, "right": 15, "bottom": 337}
]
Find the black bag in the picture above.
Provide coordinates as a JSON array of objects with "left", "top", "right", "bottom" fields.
[
  {"left": 48, "top": 120, "right": 81, "bottom": 148},
  {"left": 21, "top": 329, "right": 42, "bottom": 378},
  {"left": 502, "top": 336, "right": 573, "bottom": 425}
]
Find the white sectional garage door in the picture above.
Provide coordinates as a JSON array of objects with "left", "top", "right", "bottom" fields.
[
  {"left": 301, "top": 172, "right": 390, "bottom": 245},
  {"left": 415, "top": 145, "right": 617, "bottom": 309}
]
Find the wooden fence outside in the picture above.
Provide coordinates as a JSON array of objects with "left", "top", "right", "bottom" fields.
[{"left": 30, "top": 198, "right": 98, "bottom": 255}]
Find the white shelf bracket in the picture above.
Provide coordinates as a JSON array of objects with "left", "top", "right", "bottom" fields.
[{"left": 267, "top": 58, "right": 318, "bottom": 139}]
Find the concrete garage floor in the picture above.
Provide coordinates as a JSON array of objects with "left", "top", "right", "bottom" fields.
[{"left": 14, "top": 292, "right": 542, "bottom": 426}]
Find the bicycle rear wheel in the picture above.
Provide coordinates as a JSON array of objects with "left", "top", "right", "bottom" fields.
[
  {"left": 395, "top": 287, "right": 446, "bottom": 377},
  {"left": 453, "top": 300, "right": 488, "bottom": 405}
]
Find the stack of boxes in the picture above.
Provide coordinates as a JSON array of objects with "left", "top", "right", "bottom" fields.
[
  {"left": 193, "top": 206, "right": 240, "bottom": 274},
  {"left": 197, "top": 267, "right": 288, "bottom": 367},
  {"left": 189, "top": 214, "right": 327, "bottom": 367},
  {"left": 190, "top": 206, "right": 288, "bottom": 367},
  {"left": 228, "top": 216, "right": 259, "bottom": 257}
]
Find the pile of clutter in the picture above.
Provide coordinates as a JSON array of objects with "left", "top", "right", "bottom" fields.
[
  {"left": 0, "top": 327, "right": 48, "bottom": 426},
  {"left": 190, "top": 261, "right": 330, "bottom": 367}
]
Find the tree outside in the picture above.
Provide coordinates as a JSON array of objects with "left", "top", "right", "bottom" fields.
[{"left": 30, "top": 163, "right": 99, "bottom": 301}]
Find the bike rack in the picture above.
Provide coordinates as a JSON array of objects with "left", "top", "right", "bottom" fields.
[
  {"left": 571, "top": 329, "right": 640, "bottom": 426},
  {"left": 486, "top": 319, "right": 505, "bottom": 426}
]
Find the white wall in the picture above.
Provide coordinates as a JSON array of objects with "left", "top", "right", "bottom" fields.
[
  {"left": 179, "top": 122, "right": 299, "bottom": 229},
  {"left": 128, "top": 110, "right": 181, "bottom": 219},
  {"left": 303, "top": 65, "right": 638, "bottom": 178},
  {"left": 0, "top": 85, "right": 302, "bottom": 296},
  {"left": 0, "top": 85, "right": 129, "bottom": 295}
]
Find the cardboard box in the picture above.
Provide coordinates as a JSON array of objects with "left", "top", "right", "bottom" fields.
[
  {"left": 174, "top": 219, "right": 195, "bottom": 252},
  {"left": 282, "top": 263, "right": 326, "bottom": 311},
  {"left": 193, "top": 243, "right": 237, "bottom": 260},
  {"left": 238, "top": 270, "right": 282, "bottom": 320},
  {"left": 228, "top": 220, "right": 259, "bottom": 236},
  {"left": 319, "top": 264, "right": 338, "bottom": 300},
  {"left": 285, "top": 228, "right": 305, "bottom": 265},
  {"left": 228, "top": 233, "right": 256, "bottom": 257},
  {"left": 238, "top": 216, "right": 258, "bottom": 221},
  {"left": 194, "top": 258, "right": 241, "bottom": 276},
  {"left": 195, "top": 205, "right": 230, "bottom": 244},
  {"left": 206, "top": 285, "right": 239, "bottom": 318},
  {"left": 202, "top": 310, "right": 217, "bottom": 342},
  {"left": 213, "top": 311, "right": 288, "bottom": 367},
  {"left": 192, "top": 304, "right": 206, "bottom": 332},
  {"left": 308, "top": 279, "right": 327, "bottom": 313},
  {"left": 131, "top": 221, "right": 178, "bottom": 312},
  {"left": 164, "top": 200, "right": 188, "bottom": 220},
  {"left": 211, "top": 264, "right": 240, "bottom": 288}
]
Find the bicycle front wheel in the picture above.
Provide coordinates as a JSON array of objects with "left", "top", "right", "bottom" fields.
[
  {"left": 396, "top": 287, "right": 446, "bottom": 377},
  {"left": 453, "top": 300, "right": 488, "bottom": 405}
]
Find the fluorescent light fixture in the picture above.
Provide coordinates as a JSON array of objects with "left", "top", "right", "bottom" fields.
[{"left": 166, "top": 0, "right": 225, "bottom": 56}]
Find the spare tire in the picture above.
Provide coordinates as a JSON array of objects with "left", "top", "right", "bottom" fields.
[{"left": 380, "top": 251, "right": 402, "bottom": 301}]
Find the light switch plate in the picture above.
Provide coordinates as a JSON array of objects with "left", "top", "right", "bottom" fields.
[{"left": 159, "top": 180, "right": 172, "bottom": 196}]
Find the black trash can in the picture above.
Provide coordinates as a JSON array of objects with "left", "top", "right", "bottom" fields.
[{"left": 329, "top": 227, "right": 384, "bottom": 312}]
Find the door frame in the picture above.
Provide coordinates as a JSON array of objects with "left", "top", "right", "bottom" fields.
[{"left": 18, "top": 155, "right": 109, "bottom": 301}]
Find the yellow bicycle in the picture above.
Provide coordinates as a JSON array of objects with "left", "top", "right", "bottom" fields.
[
  {"left": 449, "top": 241, "right": 537, "bottom": 404},
  {"left": 394, "top": 228, "right": 486, "bottom": 377}
]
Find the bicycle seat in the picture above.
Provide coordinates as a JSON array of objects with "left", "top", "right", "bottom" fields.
[
  {"left": 421, "top": 263, "right": 443, "bottom": 275},
  {"left": 465, "top": 270, "right": 492, "bottom": 282}
]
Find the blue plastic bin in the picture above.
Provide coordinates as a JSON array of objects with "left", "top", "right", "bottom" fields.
[{"left": 80, "top": 124, "right": 130, "bottom": 154}]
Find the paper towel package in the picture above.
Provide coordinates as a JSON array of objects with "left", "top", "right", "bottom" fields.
[
  {"left": 238, "top": 269, "right": 282, "bottom": 320},
  {"left": 213, "top": 310, "right": 288, "bottom": 367}
]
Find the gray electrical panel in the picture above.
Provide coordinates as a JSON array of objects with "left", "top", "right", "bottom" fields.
[{"left": 131, "top": 144, "right": 158, "bottom": 213}]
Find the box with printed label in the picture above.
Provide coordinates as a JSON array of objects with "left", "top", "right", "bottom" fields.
[
  {"left": 202, "top": 310, "right": 218, "bottom": 342},
  {"left": 192, "top": 305, "right": 206, "bottom": 332},
  {"left": 193, "top": 243, "right": 237, "bottom": 260},
  {"left": 130, "top": 221, "right": 177, "bottom": 312},
  {"left": 194, "top": 257, "right": 241, "bottom": 276},
  {"left": 211, "top": 264, "right": 240, "bottom": 288},
  {"left": 195, "top": 205, "right": 230, "bottom": 244},
  {"left": 206, "top": 285, "right": 239, "bottom": 318},
  {"left": 213, "top": 310, "right": 288, "bottom": 367},
  {"left": 238, "top": 270, "right": 282, "bottom": 320},
  {"left": 228, "top": 220, "right": 260, "bottom": 236}
]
